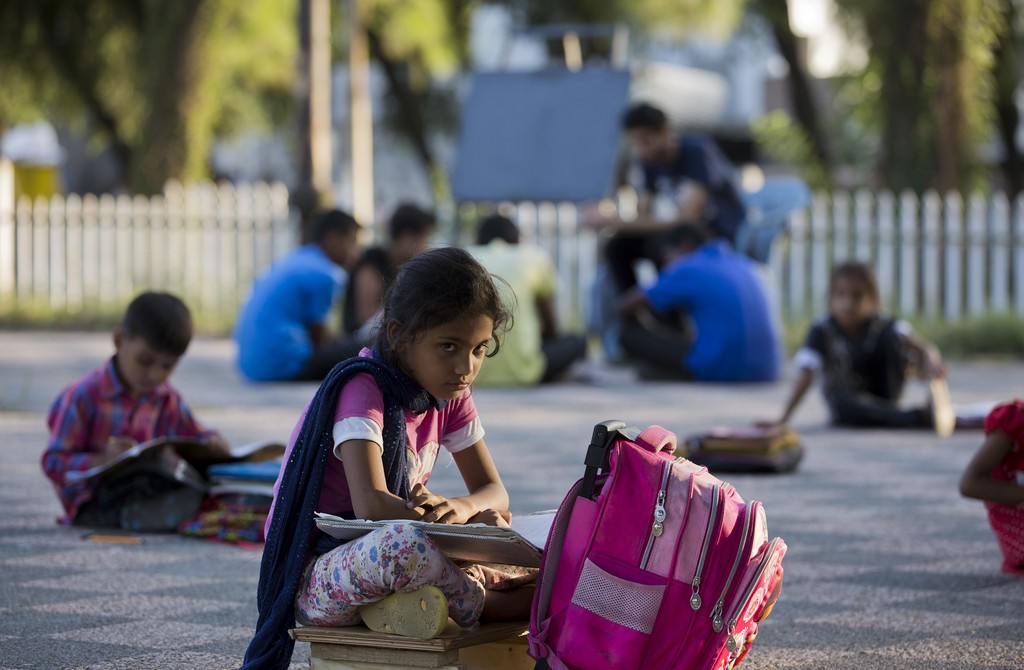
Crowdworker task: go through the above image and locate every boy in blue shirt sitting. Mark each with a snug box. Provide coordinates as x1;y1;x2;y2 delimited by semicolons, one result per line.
617;223;781;382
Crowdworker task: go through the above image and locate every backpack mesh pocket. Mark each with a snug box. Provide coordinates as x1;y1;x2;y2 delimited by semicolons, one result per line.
570;557;665;633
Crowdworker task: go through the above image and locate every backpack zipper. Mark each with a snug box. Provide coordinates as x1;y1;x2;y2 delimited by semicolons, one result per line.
709;501;755;632
724;536;782;653
639;461;672;570
689;483;721;610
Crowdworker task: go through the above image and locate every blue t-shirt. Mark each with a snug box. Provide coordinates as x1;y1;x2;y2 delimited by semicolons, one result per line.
642;135;746;241
644;241;780;382
234;245;346;381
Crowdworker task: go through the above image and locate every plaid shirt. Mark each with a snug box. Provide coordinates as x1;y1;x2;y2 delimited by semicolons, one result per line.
42;357;212;523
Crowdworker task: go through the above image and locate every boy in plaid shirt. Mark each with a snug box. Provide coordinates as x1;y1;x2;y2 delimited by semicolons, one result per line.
42;291;230;530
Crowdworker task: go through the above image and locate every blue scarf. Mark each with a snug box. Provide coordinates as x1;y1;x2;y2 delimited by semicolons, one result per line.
241;352;442;669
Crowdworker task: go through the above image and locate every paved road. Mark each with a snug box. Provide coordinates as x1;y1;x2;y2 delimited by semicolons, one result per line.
1;331;1022;669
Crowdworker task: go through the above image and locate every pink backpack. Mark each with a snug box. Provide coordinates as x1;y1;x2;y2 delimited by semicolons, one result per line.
528;421;786;670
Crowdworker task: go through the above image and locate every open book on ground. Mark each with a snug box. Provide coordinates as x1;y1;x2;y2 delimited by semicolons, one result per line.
66;438;285;485
314;510;555;568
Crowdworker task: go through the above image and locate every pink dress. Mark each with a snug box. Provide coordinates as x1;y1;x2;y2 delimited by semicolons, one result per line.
983;400;1024;575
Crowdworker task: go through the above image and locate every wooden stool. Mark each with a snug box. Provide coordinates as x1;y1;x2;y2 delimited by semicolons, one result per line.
291;621;533;670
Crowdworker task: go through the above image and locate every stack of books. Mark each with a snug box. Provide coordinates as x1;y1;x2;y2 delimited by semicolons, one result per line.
677;425;804;474
207;460;281;499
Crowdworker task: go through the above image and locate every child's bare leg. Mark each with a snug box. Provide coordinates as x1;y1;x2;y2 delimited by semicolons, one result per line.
480;585;535;622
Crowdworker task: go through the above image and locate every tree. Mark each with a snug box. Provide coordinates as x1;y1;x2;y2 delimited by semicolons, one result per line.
834;0;1002;193
0;0;295;195
989;0;1024;194
348;0;475;206
747;0;834;183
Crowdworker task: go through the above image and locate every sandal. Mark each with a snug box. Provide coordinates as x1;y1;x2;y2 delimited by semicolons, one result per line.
359;585;449;639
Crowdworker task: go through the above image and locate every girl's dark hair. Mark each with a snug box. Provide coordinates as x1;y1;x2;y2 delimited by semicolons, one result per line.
829;260;879;302
373;247;514;368
121;291;193;356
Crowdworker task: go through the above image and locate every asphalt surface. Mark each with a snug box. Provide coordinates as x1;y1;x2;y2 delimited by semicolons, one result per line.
1;330;1022;669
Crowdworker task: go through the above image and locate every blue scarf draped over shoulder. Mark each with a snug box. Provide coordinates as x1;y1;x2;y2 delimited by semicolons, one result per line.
241;352;442;670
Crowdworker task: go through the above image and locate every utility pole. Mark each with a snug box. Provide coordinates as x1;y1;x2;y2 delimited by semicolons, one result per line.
297;0;333;222
347;0;374;228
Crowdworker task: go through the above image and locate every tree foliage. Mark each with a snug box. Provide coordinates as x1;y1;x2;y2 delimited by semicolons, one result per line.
3;0;1014;199
0;0;295;194
829;0;1003;192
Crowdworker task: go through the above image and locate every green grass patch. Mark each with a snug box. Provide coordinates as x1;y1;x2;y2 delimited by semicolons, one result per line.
922;313;1024;360
0;298;237;337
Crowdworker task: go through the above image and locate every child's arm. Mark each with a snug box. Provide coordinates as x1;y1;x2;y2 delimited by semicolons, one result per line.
771;367;815;426
340;438;427;521
200;432;233;458
615;287;649;318
898;330;945;379
407;441;510;525
959;430;1024;506
167;394;232;458
43;389;107;483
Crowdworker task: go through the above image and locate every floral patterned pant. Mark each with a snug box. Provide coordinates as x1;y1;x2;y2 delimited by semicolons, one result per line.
295;523;536;627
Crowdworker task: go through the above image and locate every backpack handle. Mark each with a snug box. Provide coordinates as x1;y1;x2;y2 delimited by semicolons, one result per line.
580;422;678;501
580;420;630;500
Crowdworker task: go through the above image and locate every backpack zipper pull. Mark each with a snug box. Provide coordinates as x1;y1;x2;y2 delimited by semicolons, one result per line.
640;464;672;569
710;600;725;632
690;483;722;610
652;490;666;536
725;632;739;653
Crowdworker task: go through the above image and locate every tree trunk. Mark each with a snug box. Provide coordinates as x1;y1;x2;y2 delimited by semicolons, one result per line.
752;0;833;183
35;6;134;180
928;1;968;193
365;26;449;205
864;2;933;192
295;0;334;221
130;0;214;195
991;0;1023;195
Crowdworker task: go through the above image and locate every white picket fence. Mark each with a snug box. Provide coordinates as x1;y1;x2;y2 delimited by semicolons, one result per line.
0;180;295;324
484;189;1024;328
769;189;1024;321
2;181;1023;331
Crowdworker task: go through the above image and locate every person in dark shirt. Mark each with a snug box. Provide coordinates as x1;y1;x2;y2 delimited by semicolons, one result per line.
343;203;436;338
584;102;747;293
768;260;955;436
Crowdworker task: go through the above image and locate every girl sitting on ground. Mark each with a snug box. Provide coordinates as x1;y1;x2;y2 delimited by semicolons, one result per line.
769;260;954;435
242;247;535;670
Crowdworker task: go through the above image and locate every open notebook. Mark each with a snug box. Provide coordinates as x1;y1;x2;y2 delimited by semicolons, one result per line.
314;510;555;568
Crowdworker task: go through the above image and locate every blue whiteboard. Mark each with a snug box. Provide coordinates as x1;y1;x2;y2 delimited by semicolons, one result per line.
451;68;631;202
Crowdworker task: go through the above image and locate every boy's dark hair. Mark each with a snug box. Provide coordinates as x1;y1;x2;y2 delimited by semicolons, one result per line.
310;209;360;245
476;214;519;245
121;291;193;356
622;102;668;132
374;247;514;368
389;203;436;241
830;260;880;302
662;223;707;251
